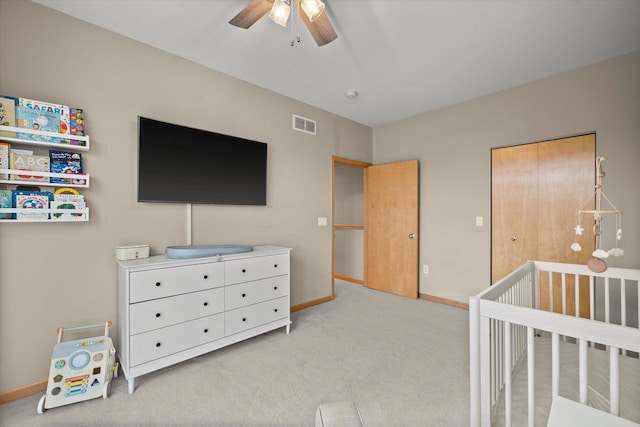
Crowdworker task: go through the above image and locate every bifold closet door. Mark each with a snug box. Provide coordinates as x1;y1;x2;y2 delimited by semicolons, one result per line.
491;143;539;284
492;134;595;316
537;136;595;316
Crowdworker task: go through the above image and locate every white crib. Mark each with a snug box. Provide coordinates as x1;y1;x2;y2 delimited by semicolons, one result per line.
469;261;640;426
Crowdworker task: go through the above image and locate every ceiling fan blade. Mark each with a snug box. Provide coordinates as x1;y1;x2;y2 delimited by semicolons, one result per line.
297;2;338;46
229;0;274;29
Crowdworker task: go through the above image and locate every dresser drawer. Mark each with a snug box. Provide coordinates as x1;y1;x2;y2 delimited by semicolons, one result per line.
129;262;224;303
130;288;224;335
225;254;289;285
225;296;289;336
129;313;224;366
225;276;289;311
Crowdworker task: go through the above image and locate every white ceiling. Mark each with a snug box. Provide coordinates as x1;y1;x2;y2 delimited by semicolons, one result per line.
33;0;640;127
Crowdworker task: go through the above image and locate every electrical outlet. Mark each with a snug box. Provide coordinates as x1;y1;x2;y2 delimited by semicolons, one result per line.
317;217;328;227
475;216;483;227
423;265;429;274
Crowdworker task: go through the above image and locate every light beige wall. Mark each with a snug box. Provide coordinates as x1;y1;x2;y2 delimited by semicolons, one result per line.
0;1;372;392
373;51;640;303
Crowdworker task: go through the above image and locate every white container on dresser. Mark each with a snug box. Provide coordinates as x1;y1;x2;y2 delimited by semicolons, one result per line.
117;245;291;394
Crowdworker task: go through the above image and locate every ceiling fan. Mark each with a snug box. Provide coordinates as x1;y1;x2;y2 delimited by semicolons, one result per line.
229;0;338;47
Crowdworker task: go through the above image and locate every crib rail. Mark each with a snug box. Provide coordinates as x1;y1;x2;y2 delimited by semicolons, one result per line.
469;261;640;427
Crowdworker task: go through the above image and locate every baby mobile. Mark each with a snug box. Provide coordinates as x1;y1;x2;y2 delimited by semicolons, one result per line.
570;156;623;272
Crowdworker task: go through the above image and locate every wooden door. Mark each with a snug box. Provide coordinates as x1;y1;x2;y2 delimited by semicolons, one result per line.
537;136;595;315
491;143;539;284
365;160;419;298
491;134;595;316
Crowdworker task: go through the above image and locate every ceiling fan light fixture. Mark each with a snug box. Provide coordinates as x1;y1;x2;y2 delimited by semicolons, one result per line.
300;0;325;22
269;0;291;27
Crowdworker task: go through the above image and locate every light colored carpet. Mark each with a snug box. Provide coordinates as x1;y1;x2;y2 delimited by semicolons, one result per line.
0;281;470;426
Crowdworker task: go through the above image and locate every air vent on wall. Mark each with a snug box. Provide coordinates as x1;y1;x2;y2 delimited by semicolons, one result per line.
293;114;316;135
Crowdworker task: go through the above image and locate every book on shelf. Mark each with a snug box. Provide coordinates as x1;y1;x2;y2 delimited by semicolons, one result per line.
49;149;85;185
12;190;53;220
0;189;11;219
69;108;84;145
50;200;86;220
18;97;70;142
10;151;50;182
0;96;16;138
0;142;8;179
15;106;61;143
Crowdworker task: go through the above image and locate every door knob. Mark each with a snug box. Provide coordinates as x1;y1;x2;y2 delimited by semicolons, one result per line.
409;233;416;239
511;236;517;241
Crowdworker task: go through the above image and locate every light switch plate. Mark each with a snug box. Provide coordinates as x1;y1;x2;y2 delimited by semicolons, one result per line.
318;217;328;227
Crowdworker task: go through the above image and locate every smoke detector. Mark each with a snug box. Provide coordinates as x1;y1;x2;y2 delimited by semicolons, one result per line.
345;90;358;99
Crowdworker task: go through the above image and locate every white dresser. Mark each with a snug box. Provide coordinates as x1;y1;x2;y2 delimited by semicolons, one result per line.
117;245;291;393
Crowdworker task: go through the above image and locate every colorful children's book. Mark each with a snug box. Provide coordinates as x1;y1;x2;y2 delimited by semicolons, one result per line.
0;189;12;219
10;151;50;182
15;106;61;143
50;200;86;220
49;150;84;185
70;108;85;145
19;97;69;142
0;96;16;138
12;190;53;220
0;142;9;179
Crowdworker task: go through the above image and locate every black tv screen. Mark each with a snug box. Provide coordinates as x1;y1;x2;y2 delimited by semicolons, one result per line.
137;117;267;205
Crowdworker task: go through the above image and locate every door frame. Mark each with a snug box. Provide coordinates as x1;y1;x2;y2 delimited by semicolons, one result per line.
331;156;371;297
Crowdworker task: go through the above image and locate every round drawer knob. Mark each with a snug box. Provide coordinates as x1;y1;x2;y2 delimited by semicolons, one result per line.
155;282;161;287
274;308;278;312
203;302;208;306
156;342;161;347
242;269;246;273
242;317;247;322
204;329;209;333
203;275;208;279
155;313;161;318
242;293;246;298
274;264;278;268
274;286;278;290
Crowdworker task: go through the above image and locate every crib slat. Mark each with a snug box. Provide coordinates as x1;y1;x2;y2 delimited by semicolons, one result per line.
480;316;492;427
552;332;559;398
621;280;627;356
579;339;588;404
589;276;595;348
610;346;620;416
605;277;610;324
549;271;554;313
504;321;512;427
620;279;627;327
469;297;480;427
574;274;580;318
527;327;535;427
590;276;595;321
562;273;567;315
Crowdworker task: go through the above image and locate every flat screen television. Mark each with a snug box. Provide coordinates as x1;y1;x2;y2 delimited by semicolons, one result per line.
137;116;267;205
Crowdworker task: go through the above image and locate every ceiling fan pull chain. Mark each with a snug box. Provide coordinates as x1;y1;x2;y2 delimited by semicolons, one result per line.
290;2;295;46
288;1;301;46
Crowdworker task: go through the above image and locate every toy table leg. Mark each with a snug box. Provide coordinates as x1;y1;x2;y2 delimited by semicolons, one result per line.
128;378;135;394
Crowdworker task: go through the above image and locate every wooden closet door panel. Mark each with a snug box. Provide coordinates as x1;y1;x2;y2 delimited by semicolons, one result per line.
538;134;595;315
491;144;539;284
